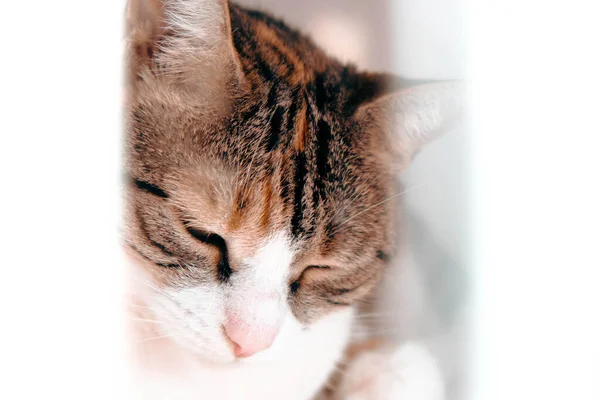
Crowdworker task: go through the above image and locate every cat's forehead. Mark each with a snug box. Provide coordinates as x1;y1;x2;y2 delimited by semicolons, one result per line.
171;162;286;240
163;153;390;266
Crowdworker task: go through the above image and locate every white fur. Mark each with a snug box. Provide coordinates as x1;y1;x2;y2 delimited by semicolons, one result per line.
338;341;445;400
224;231;297;345
132;307;354;400
240;231;296;290
128;224;450;400
163;0;225;51
154;0;234;80
129;230;354;399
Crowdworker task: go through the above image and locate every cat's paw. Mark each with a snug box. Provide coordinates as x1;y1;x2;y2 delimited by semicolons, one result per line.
336;341;445;400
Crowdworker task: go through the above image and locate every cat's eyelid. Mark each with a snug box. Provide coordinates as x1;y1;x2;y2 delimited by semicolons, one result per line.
296;264;333;281
178;211;226;246
306;265;331;270
184;224;222;246
183;222;232;281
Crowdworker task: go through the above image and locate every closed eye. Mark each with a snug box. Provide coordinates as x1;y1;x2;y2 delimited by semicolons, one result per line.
184;225;232;281
186;226;223;247
290;265;331;294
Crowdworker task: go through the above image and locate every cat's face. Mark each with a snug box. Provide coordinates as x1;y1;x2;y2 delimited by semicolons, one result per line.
123;0;462;363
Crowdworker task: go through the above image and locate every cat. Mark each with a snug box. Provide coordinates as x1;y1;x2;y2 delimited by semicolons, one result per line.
122;0;464;399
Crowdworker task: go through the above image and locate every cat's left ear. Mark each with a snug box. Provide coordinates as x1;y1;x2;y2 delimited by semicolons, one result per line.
354;78;465;172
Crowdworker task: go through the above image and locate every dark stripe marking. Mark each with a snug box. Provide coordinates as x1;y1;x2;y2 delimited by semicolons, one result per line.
291;152;307;237
376;250;391;263
280;170;292;201
286;95;300;133
325;299;352;306
133;179;169;198
230;12;276;83
314;120;332;197
314;74;327;111
135;208;175;260
128;244;179;268
265;105;283;152
266;85;278;108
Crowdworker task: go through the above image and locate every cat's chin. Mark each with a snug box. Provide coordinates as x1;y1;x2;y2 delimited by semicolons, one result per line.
188;352;237;366
174;341;279;368
187;342;282;366
162;336;237;365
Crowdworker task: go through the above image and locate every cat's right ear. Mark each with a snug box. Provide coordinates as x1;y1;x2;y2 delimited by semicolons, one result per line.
125;0;245;90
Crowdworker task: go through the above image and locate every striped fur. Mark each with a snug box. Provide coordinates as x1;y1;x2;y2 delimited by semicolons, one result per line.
123;1;463;398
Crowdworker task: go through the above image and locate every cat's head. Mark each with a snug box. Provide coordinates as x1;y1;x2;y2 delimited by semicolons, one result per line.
123;0;463;363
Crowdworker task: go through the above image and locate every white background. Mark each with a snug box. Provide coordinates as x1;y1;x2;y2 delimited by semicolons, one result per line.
1;1;599;399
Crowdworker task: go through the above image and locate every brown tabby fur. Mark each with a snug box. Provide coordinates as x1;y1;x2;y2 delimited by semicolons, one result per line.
123;0;461;397
122;0;414;322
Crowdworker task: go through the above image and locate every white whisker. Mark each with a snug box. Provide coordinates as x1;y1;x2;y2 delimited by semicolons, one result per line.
133;276;177;300
338;183;427;227
132;318;162;324
128;304;153;310
139;334;175;343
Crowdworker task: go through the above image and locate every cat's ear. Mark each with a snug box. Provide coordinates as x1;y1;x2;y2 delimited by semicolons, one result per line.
354;78;465;173
125;0;244;88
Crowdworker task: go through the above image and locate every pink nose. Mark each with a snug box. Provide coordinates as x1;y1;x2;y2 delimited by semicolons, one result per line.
223;313;279;358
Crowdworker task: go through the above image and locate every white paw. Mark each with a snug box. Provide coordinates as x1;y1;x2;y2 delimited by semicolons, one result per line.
337;342;445;400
